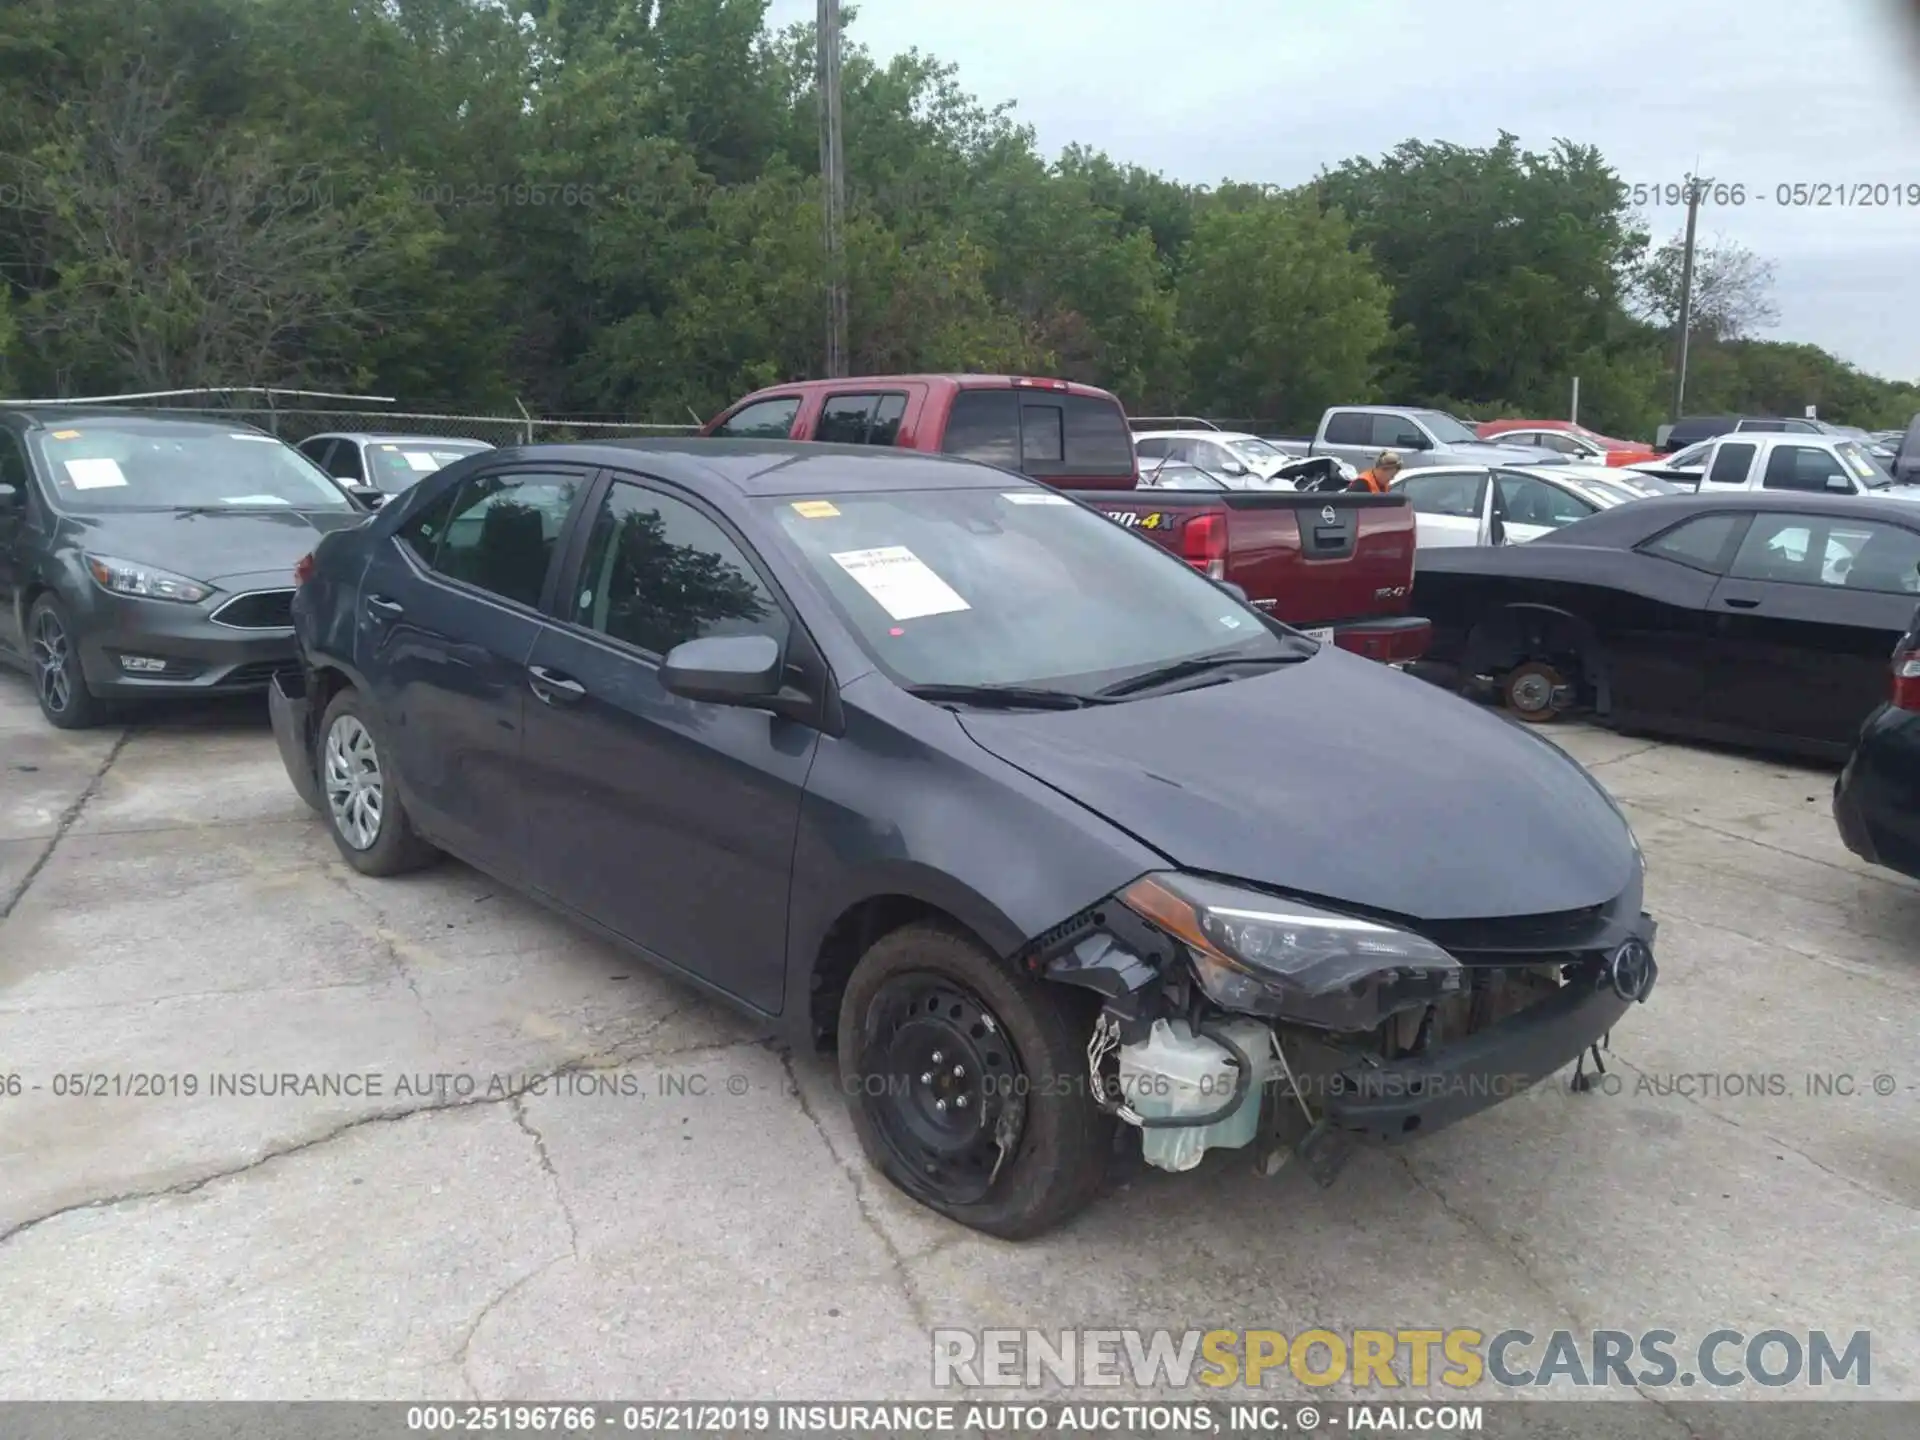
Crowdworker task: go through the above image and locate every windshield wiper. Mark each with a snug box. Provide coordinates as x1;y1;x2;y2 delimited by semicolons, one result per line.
903;682;1108;711
1095;648;1308;698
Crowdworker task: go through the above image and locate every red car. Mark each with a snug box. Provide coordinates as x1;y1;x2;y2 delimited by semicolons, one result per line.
1476;419;1658;467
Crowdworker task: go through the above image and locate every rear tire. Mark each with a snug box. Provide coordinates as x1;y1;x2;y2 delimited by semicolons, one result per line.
839;923;1112;1240
28;595;104;730
317;688;439;876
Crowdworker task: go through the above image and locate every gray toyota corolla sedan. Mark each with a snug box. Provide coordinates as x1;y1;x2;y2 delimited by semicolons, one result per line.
0;408;370;728
269;440;1657;1238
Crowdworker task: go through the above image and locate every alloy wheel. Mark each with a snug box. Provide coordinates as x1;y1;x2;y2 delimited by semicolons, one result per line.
861;975;1027;1206
30;609;72;716
323;714;384;850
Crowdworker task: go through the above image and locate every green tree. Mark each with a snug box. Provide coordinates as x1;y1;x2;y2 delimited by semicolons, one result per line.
1176;197;1391;428
1316;133;1651;420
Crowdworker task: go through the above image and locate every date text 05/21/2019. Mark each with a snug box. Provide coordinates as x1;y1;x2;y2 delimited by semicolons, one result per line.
1629;180;1920;207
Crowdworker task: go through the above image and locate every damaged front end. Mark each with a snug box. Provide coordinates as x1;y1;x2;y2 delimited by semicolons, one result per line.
1021;873;1658;1184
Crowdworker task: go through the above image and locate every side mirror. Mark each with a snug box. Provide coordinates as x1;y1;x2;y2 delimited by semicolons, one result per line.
0;482;19;508
1216;580;1250;604
1825;475;1854;493
660;634;784;705
1397;434;1431;451
348;485;386;508
1219;460;1248;477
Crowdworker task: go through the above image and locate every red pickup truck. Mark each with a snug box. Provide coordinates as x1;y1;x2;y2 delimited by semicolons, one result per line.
705;374;1428;661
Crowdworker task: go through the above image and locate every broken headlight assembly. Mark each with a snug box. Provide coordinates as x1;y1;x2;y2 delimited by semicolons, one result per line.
1119;872;1464;1032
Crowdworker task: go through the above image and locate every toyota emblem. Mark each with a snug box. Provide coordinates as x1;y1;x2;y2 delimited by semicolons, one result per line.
1320;505;1339;525
1605;939;1657;1002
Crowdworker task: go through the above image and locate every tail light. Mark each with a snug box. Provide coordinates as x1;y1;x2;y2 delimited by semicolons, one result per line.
293;552;315;587
1181;513;1226;580
1892;643;1920;711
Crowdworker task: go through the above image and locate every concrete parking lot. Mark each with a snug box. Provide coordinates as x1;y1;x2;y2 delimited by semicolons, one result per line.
1;668;1916;1416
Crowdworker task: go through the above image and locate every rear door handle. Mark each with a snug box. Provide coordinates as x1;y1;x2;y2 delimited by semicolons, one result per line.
364;594;404;618
528;665;586;704
1721;597;1761;610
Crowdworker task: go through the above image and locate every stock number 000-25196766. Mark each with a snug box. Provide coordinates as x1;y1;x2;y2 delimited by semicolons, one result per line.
407;1407;778;1432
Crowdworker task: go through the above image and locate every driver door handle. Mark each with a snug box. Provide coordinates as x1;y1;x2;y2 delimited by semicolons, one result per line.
1720;597;1761;610
364;594;404;618
528;665;586;704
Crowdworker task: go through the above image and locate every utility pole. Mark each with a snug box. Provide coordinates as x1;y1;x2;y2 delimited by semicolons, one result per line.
817;0;848;377
1671;174;1702;419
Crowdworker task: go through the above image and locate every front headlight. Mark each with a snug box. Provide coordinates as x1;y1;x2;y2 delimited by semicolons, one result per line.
1121;872;1463;1032
85;554;214;604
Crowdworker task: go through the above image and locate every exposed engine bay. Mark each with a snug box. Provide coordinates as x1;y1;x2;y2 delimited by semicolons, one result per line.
1019;873;1654;1182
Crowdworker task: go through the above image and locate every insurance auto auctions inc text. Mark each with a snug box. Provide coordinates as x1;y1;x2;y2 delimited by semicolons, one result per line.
932;1328;1871;1390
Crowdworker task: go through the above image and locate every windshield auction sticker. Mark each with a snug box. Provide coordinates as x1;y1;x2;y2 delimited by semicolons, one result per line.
831;545;970;620
792;500;841;518
64;457;128;489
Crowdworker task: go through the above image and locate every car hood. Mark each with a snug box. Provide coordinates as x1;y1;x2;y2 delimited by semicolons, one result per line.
956;650;1636;923
1868;485;1920;503
67;507;368;586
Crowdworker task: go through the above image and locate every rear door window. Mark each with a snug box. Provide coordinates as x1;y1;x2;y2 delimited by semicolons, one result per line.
711;397;800;439
816;395;879;445
401;470;588;609
869;394;907;446
1495;473;1593;527
1322;411;1370;446
1707;443;1757;486
1397;471;1484;517
1639;513;1743;572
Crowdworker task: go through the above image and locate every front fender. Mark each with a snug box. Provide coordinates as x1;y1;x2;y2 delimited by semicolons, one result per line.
781;685;1166;1041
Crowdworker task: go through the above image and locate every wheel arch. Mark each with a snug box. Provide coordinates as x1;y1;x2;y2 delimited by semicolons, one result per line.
793;873;1025;1053
1463;601;1612;712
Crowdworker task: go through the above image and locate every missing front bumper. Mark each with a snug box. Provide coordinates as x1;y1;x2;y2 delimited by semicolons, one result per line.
1319;974;1636;1143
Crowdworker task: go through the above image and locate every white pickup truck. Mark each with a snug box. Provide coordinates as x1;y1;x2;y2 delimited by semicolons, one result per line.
1637;431;1916;499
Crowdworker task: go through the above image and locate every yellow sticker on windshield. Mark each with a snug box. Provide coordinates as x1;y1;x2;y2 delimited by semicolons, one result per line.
792;500;840;518
49;430;81;440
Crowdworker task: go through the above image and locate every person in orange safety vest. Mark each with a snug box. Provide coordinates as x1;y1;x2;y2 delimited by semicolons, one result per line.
1352;450;1403;493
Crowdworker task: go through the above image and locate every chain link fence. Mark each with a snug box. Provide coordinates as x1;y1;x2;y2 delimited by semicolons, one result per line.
52;403;701;449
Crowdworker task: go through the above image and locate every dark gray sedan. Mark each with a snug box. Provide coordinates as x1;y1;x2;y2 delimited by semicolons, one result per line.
269;439;1654;1237
0;408;369;728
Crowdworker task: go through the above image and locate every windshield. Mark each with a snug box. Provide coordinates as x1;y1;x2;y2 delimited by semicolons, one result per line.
760;487;1301;692
1836;440;1893;488
1413;411;1481;445
367;441;491;493
32;422;355;512
1226;437;1284;463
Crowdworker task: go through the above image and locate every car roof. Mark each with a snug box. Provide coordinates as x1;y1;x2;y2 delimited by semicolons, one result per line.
0;406;272;435
453;438;1033;497
306;431;494;445
725;374;1123;406
1537;488;1920;547
1132;429;1264;442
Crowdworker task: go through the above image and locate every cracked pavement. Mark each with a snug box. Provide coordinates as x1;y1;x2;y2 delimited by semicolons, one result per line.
1;673;1916;1413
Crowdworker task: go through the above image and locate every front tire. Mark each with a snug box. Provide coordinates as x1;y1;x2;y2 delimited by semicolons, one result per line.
28;595;104;730
317;688;439;876
839;923;1111;1240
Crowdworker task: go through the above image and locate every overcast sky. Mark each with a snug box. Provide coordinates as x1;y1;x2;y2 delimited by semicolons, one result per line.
770;0;1920;382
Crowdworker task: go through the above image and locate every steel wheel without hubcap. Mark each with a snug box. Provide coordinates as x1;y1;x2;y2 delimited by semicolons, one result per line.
30;609;73;717
324;714;384;850
862;975;1027;1206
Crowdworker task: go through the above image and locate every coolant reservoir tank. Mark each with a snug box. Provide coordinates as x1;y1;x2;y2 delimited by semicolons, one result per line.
1118;1018;1272;1172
